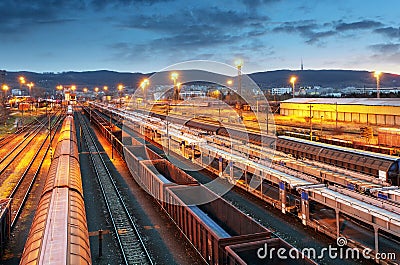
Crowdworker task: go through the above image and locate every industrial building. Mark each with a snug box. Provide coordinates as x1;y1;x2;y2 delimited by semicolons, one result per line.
280;98;400;126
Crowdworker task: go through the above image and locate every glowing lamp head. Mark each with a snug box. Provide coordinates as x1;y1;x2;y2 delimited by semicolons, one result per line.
71;85;76;91
94;87;99;92
19;76;26;84
103;86;108;91
227;79;233;86
170;72;179;81
118;84;123;91
290;76;297;84
140;79;149;89
234;59;243;68
2;84;9;91
374;71;382;78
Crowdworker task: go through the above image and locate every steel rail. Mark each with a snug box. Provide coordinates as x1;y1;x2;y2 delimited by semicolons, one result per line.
78;113;153;265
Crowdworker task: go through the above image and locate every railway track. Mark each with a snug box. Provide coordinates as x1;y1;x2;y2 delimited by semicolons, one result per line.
0;118;40;149
77;113;153;265
0;117;47;161
9;114;63;228
0;116;54;180
93;106;387;193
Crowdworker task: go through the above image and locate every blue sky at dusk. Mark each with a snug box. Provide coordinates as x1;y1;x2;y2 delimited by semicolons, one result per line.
1;0;400;74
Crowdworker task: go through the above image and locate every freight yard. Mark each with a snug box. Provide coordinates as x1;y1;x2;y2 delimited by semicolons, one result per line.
0;95;399;265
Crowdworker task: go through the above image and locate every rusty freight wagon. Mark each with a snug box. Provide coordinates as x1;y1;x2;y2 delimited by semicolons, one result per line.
164;185;271;264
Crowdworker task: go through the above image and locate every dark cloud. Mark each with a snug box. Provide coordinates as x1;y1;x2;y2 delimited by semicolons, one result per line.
273;19;392;46
335;20;383;31
239;0;281;9
115;6;270;55
89;0;172;10
369;43;400;53
121;7;269;32
0;0;84;33
370;51;400;66
273;20;335;45
374;26;400;39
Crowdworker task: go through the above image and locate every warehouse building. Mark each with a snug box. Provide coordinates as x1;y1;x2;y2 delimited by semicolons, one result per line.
280;98;400;126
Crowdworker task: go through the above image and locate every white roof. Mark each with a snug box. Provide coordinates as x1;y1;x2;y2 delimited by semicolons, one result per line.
282;98;400;107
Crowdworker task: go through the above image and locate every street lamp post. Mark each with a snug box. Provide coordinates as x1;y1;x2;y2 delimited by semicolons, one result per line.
140;79;149;108
2;84;8;125
374;71;382;99
56;85;64;109
234;59;243;120
2;84;8;103
26;82;34;113
27;82;34;96
117;84;123;108
170;72;179;101
19;76;26;91
290;76;297;98
71;85;76;105
165;103;170;156
320;115;324;134
94;87;99;101
309;104;313;141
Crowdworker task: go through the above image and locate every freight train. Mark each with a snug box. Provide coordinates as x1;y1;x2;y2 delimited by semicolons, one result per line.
123;144;315;265
20;115;92;265
89;103;400;186
124;109;400;186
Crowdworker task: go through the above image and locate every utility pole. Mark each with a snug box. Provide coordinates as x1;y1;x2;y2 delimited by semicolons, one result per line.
266;105;269;134
309;104;313;141
166;103;170;156
235;59;243;120
320;116;323;134
335;102;338;130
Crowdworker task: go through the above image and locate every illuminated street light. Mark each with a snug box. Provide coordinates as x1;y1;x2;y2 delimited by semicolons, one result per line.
103;86;108;91
19;76;26;85
226;79;233;86
170;72;179;100
27;82;34;96
290;76;297;98
19;76;26;94
140;79;150;106
170;72;179;82
83;87;88;93
26;82;34;112
94;87;99;92
71;85;76;91
2;84;9;101
117;84;123;107
234;59;243;119
374;71;382;99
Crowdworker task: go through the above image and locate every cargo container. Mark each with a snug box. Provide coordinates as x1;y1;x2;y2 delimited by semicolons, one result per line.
164;185;271;264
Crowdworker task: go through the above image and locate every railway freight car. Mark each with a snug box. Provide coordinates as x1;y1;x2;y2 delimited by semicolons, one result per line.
20;116;91;265
276;136;400;186
164;185;271;264
124;144;314;265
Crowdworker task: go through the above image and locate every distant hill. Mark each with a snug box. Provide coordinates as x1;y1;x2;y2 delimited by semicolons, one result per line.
3;70;148;91
249;70;400;89
2;69;400;92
